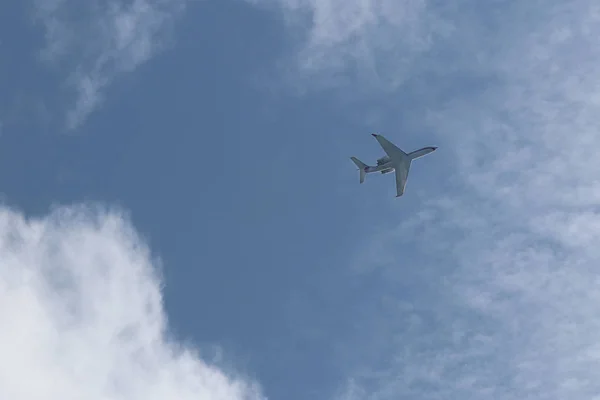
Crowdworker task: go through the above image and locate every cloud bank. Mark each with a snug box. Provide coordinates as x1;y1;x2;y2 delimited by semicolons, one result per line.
250;0;600;399
0;204;264;400
33;0;186;129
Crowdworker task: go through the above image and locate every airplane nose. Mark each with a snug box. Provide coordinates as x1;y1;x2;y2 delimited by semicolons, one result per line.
371;133;378;137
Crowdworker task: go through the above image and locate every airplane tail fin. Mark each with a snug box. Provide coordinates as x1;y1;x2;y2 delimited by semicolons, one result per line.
350;157;368;184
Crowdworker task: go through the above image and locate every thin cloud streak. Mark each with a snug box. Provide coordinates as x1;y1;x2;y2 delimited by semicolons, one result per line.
33;0;186;129
0;204;264;400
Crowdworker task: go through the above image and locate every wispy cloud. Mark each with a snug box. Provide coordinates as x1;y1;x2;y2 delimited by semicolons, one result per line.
250;0;600;399
248;0;447;92
33;0;186;129
0;204;264;400
346;2;600;399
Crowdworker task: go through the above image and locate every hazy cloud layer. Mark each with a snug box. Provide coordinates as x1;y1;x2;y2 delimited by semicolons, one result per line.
33;0;186;129
250;0;600;399
0;205;264;400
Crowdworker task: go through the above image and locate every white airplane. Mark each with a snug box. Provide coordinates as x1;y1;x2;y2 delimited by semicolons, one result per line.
351;134;437;197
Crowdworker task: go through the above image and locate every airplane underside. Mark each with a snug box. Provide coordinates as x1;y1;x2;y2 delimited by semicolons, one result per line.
350;133;437;197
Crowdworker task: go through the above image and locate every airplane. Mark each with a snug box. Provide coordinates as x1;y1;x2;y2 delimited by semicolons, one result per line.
350;133;437;197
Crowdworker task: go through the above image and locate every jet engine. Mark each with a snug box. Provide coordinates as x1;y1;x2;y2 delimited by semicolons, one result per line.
376;156;390;165
380;168;393;174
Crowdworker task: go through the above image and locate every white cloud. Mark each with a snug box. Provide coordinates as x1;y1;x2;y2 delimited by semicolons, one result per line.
33;0;186;129
249;0;600;399
0;204;264;400
248;0;448;92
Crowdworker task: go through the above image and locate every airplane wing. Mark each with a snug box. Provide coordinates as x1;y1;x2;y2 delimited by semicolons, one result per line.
394;162;410;197
371;134;407;160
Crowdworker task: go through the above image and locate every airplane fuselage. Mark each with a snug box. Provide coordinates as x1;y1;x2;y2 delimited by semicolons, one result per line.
365;161;395;174
364;155;412;175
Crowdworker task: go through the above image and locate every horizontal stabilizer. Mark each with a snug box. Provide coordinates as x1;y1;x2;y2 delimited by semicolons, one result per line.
350;157;368;184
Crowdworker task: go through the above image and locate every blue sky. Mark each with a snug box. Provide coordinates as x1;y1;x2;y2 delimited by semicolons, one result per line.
2;1;600;399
